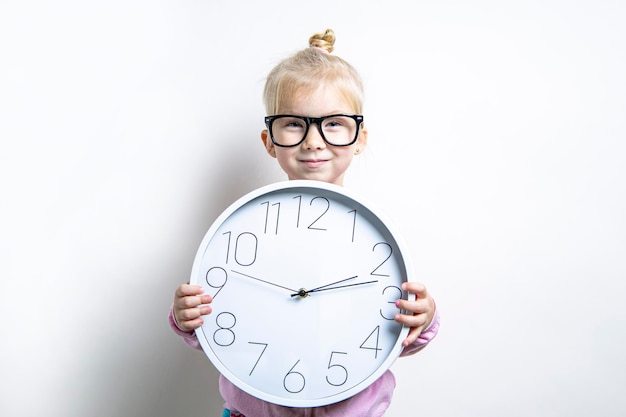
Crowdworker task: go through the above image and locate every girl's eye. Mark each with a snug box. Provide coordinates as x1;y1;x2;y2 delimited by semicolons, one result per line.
280;118;306;130
323;117;348;130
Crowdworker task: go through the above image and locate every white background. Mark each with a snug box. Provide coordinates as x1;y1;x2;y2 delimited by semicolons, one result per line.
1;1;625;416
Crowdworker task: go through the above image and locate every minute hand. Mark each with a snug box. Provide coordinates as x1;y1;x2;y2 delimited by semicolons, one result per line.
290;275;357;298
290;279;378;297
231;270;297;293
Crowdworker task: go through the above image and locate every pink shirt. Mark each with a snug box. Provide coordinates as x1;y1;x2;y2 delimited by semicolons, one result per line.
169;306;439;416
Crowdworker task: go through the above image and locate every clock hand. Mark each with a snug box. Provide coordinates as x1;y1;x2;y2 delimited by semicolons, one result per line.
290;275;357;298
230;270;297;293
290;278;378;297
306;280;379;295
309;275;359;292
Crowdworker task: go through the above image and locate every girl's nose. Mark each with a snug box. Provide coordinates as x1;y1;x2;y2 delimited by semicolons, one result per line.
302;123;327;150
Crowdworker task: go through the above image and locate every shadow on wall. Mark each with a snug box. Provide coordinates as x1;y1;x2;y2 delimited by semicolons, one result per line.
74;329;221;417
65;128;279;417
191;125;284;226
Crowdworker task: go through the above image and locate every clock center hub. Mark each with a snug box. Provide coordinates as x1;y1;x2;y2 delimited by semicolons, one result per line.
296;288;309;298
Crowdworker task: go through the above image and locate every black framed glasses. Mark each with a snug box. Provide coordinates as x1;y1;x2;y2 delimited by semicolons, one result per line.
264;114;364;147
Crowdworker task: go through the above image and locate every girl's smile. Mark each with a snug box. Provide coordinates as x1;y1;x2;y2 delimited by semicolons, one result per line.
300;157;329;168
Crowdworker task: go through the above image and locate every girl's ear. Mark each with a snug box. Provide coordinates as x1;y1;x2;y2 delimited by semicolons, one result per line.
261;130;276;158
354;125;368;155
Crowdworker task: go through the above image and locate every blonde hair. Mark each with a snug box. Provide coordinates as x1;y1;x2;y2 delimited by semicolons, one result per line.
263;29;364;115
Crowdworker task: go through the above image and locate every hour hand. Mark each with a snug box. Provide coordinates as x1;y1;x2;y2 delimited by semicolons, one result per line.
290;276;378;298
230;270;297;293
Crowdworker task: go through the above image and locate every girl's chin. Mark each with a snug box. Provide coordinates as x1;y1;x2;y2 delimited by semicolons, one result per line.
289;173;344;186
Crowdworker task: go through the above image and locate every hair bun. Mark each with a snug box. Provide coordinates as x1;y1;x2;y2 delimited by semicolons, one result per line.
309;29;336;53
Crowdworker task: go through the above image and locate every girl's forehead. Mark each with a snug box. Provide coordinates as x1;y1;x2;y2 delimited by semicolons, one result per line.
278;84;358;115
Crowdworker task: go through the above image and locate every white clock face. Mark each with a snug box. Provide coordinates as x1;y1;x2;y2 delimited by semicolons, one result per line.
190;180;413;407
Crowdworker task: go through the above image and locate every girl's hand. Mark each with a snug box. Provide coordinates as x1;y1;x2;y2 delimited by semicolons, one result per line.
173;284;213;332
394;282;436;347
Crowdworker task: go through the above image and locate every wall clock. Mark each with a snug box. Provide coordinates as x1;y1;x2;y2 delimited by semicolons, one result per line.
190;180;414;407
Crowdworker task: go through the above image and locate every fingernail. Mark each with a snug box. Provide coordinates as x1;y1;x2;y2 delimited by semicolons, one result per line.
395;300;400;307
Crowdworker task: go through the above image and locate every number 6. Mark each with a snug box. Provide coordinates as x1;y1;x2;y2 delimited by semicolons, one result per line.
283;360;306;393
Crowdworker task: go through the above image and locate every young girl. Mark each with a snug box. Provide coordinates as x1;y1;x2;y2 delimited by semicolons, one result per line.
169;29;440;417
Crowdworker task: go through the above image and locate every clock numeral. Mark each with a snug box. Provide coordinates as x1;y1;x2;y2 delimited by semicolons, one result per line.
360;326;382;359
283;360;306;394
326;351;348;387
348;209;357;242
223;231;258;266
213;312;236;347
307;196;330;231
248;342;268;376
261;201;280;235
294;195;303;228
205;267;228;298
370;242;392;277
262;194;335;233
222;231;232;264
234;232;258;266
380;286;402;320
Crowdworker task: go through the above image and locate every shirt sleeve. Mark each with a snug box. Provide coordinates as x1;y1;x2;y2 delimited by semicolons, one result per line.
168;304;202;350
400;308;440;357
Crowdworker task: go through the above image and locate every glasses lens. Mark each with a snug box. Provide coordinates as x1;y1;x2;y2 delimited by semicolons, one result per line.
270;115;359;146
320;115;358;146
271;116;308;146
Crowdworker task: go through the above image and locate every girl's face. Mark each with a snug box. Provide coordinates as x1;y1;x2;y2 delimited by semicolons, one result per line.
261;84;367;186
